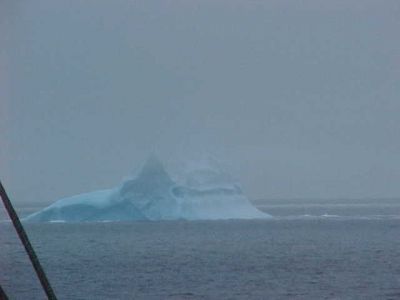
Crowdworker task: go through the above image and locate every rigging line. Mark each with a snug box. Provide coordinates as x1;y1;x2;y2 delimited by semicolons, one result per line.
0;283;9;300
0;181;58;300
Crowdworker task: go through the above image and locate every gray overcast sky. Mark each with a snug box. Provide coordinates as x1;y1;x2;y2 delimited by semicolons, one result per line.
1;0;400;204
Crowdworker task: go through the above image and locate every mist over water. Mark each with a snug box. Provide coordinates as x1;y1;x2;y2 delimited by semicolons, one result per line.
1;0;400;204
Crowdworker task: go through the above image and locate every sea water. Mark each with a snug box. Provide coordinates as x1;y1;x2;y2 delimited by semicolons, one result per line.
1;199;400;299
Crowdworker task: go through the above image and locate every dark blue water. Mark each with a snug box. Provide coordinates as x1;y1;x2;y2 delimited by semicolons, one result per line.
1;199;400;299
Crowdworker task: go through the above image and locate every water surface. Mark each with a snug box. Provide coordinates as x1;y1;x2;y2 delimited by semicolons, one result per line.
1;199;400;299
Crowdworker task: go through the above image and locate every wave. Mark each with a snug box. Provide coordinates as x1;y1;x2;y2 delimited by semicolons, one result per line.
272;214;400;221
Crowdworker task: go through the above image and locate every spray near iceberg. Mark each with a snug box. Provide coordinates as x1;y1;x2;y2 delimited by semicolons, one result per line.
25;156;269;222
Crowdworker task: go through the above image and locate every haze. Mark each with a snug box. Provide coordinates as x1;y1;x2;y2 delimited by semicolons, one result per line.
1;0;399;204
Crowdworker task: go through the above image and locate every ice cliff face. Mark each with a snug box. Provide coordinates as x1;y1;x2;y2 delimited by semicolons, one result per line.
25;156;269;222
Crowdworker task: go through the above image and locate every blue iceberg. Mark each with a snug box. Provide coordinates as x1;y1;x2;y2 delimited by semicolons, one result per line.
25;156;269;222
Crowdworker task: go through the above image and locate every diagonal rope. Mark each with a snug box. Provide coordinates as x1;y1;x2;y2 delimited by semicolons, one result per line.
0;283;9;300
0;180;57;300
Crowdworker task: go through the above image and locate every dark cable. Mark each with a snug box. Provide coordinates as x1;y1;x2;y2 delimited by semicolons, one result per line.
0;283;9;300
0;180;58;300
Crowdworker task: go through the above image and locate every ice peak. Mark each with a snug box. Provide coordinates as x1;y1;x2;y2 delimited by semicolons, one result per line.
135;154;174;186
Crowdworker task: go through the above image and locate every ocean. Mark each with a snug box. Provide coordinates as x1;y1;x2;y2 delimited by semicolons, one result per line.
1;199;400;299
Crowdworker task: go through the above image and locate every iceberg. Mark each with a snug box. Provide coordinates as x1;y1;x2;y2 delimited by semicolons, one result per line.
25;156;269;222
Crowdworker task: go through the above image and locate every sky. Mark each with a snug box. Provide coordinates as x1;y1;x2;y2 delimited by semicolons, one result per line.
1;0;400;204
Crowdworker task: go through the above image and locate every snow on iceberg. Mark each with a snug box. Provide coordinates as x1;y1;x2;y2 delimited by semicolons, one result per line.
25;156;270;222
